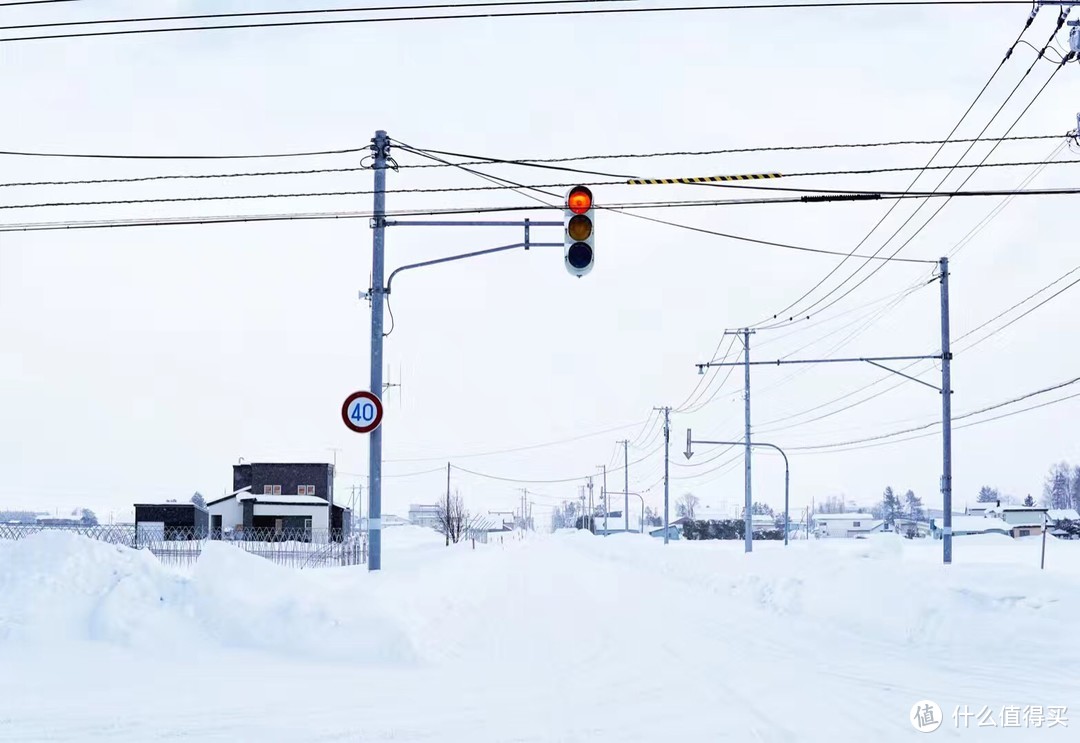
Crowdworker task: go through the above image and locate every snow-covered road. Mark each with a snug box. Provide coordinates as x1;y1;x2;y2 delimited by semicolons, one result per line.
1;528;1077;741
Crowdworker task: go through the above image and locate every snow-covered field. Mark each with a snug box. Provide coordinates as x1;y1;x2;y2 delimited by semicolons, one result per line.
1;527;1078;741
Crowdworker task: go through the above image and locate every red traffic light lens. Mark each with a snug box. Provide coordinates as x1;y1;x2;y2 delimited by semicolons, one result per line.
567;186;593;215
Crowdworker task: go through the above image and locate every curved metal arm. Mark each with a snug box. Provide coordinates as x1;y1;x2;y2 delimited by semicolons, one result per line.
385;242;526;295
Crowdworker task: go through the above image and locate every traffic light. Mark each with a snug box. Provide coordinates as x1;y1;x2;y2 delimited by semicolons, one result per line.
563;185;595;277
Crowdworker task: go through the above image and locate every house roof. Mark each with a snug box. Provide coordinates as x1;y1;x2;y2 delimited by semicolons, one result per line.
1048;509;1080;521
207;487;252;507
986;505;1048;514
134;501;208;512
813;513;875;521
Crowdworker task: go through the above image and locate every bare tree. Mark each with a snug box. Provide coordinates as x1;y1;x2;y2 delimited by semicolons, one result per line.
436;490;473;545
676;493;699;519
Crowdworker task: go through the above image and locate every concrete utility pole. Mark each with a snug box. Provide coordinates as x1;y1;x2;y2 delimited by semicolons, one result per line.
597;465;608;535
654;406;672;545
445;462;451;547
741;328;754;554
940;256;954;565
622;438;630;531
367;129;389;571
587;477;594;533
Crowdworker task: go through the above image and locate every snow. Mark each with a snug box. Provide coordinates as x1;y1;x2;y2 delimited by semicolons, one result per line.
1048;509;1080;522
944;516;1011;534
246;494;329;506
1;528;1079;741
812;512;876;521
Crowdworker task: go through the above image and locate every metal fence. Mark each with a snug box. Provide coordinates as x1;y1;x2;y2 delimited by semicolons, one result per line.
0;524;366;569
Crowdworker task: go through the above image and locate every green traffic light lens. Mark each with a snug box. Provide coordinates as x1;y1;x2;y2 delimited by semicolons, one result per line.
568;242;593;269
568;215;592;241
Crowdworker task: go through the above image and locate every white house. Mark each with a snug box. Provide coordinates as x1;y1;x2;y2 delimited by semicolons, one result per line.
408;503;441;530
930;515;1011;539
984;504;1049;538
594;512;642;535
813;513;884;538
749;514;779;533
206;486;351;537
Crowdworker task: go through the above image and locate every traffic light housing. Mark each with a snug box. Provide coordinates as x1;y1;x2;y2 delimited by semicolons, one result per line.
563;185;595;277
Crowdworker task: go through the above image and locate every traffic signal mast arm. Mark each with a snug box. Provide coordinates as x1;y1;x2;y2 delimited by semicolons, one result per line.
373;219;561;297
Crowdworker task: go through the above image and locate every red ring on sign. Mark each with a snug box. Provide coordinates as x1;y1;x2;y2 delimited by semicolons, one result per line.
341;391;384;434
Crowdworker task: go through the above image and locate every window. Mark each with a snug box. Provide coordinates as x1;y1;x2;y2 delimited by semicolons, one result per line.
304;518;312;531
853;521;861;527
298;485;315;495
264;485;281;495
1019;529;1030;537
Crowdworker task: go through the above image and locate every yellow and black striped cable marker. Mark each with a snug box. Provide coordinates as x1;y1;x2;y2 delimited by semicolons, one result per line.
626;173;783;185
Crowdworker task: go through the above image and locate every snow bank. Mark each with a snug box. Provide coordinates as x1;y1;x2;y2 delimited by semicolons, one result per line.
0;532;414;664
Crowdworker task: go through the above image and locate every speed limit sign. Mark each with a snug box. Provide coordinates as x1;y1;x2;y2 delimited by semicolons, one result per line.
341;391;384;434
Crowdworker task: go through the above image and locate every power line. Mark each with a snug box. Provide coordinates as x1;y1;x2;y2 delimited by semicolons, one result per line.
0;146;366;160
382;418;647;462
0;1;642;32
397;133;1068;170
748;9;1048;329
5;179;1080;232
0;1;83;6
753;256;1080;435
790;388;1080;454
10;155;1078;191
757;49;1071;329
788;374;1080;451
0;2;1035;43
450;442;662;484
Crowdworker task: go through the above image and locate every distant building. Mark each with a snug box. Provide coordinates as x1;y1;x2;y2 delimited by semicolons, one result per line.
34;515;83;527
985;504;1049;538
207;487;351;539
892;517;932;538
648;524;681;540
749;514;779;533
593;511;640;535
232;462;335;503
134;502;209;541
207;462;350;539
813;513;884;539
930;516;1010;539
408;504;441;530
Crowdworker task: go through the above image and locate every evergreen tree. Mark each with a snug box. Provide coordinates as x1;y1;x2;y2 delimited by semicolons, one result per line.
1043;463;1071;509
1023;495;1036;507
190;492;206;508
880;487;901;527
1071;466;1080;512
750;502;774;516
904;490;924;521
977;486;1000;504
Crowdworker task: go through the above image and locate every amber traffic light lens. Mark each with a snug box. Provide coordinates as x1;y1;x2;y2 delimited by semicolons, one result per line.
567;186;593;215
568;214;592;241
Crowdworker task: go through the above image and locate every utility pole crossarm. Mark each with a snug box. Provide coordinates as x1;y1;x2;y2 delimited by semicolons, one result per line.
696;354;941;371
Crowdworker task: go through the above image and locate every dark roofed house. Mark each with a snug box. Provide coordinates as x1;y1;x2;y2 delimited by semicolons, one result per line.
134;502;209;541
208;462;350;541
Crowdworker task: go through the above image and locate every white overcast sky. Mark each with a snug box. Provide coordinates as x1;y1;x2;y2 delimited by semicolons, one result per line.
1;1;1079;523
